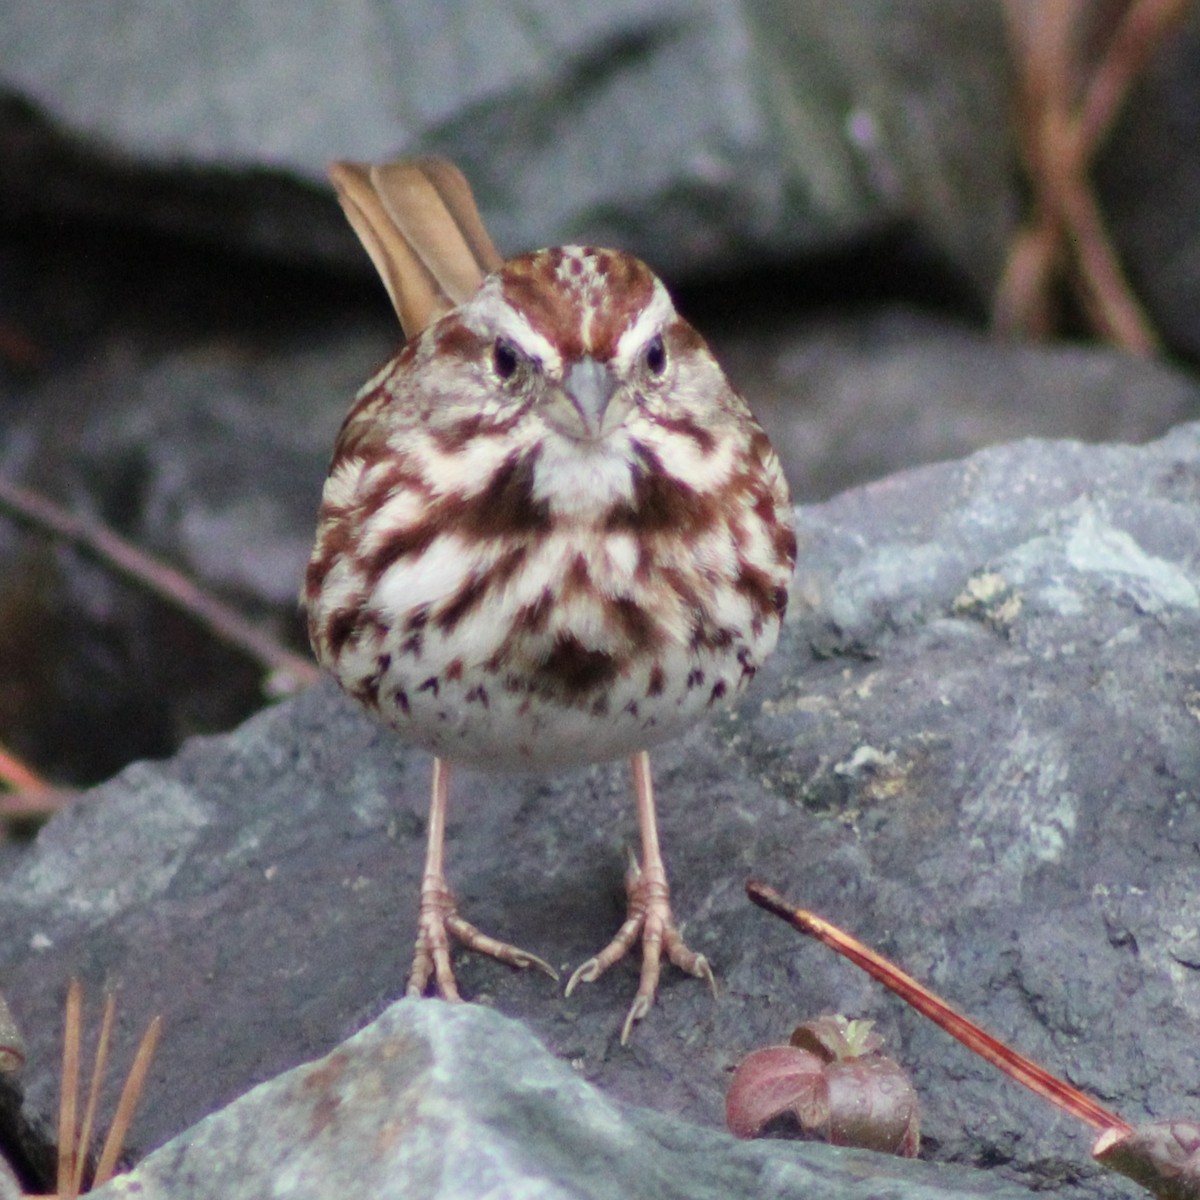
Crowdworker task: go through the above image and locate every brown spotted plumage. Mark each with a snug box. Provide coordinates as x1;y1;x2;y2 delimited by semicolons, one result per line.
308;158;796;1042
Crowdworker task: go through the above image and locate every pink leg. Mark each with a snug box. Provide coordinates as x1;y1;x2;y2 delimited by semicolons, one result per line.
406;756;557;998
565;750;716;1042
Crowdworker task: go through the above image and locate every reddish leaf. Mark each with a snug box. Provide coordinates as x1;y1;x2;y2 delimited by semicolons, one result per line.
726;1046;827;1139
825;1056;920;1157
727;1022;920;1155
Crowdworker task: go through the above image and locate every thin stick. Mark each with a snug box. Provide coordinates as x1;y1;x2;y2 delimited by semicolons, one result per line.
0;475;319;692
0;788;72;821
994;0;1172;352
1081;0;1194;149
57;980;83;1200
72;993;116;1195
0;741;51;794
91;1015;162;1189
746;881;1132;1135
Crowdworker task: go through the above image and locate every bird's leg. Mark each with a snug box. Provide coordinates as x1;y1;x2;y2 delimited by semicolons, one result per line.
565;750;716;1042
406;756;557;999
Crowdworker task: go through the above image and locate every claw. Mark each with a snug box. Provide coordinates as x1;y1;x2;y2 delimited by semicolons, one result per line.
406;875;558;998
566;828;715;1044
407;758;558;1000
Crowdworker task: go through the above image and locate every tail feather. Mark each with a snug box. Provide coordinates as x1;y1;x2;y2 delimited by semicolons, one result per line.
328;158;504;340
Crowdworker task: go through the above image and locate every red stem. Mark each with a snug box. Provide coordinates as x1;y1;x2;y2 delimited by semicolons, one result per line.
746;880;1132;1135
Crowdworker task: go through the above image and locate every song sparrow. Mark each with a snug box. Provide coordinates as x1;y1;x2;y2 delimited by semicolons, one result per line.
307;159;796;1042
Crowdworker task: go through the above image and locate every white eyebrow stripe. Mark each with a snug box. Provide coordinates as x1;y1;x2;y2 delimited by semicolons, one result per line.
615;280;674;364
463;279;562;371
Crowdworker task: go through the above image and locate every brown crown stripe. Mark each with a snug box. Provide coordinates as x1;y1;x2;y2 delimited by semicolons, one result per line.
582;260;657;359
499;248;657;362
501;256;584;362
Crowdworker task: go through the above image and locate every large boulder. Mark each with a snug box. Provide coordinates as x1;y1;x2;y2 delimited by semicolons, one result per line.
91;998;1041;1200
0;2;1015;288
4;425;1200;1199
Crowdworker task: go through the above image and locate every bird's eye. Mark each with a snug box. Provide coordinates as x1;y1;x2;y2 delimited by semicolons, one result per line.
493;338;519;379
644;333;667;376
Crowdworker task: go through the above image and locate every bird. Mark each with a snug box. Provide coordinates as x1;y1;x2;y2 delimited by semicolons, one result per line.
306;157;796;1041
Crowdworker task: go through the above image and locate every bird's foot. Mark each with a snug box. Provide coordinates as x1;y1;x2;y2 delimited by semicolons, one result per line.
406;874;558;1000
565;854;716;1043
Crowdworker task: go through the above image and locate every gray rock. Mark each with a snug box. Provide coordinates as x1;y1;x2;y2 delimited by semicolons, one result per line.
0;1153;20;1200
714;307;1200;501
10;297;1197;786
94;999;1038;1200
0;1141;20;1198
0;1;1016;290
0;326;390;781
4;426;1200;1198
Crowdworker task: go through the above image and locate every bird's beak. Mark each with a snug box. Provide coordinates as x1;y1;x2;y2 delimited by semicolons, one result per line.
562;357;619;440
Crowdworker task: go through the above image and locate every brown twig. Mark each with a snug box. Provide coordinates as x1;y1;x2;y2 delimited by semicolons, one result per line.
30;983;163;1198
746;880;1133;1136
0;789;73;823
0;475;318;694
1081;0;1194;147
0;742;51;794
71;994;115;1197
994;0;1189;353
0;744;71;835
90;1014;161;1190
56;981;83;1200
